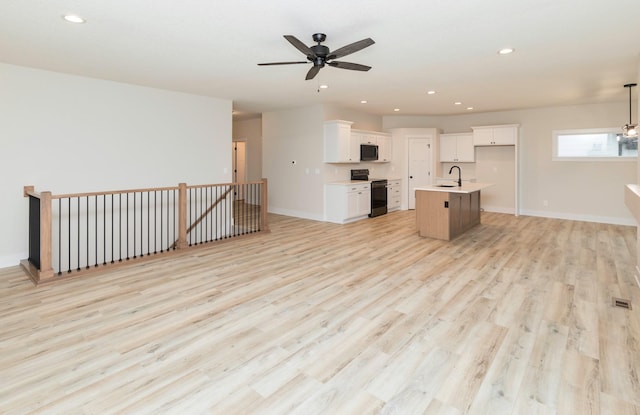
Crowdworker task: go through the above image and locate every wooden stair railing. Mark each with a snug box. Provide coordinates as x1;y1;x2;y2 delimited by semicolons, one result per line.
169;185;234;250
21;179;269;285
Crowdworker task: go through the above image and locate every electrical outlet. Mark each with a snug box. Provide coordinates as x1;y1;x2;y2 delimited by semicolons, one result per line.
543;200;548;207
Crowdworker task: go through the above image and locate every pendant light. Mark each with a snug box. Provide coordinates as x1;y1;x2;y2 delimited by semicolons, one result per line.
622;83;638;138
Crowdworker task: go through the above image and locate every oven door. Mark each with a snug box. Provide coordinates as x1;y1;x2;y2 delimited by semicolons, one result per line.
369;180;388;217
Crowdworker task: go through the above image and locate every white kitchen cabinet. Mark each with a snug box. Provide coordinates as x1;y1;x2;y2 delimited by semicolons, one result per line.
387;179;401;211
325;182;371;223
472;125;518;146
439;133;474;162
375;134;392;163
324;120;360;163
359;134;377;145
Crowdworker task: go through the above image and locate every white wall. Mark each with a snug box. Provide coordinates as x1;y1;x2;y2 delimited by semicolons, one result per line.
233;117;263;181
0;63;232;268
262;105;326;220
384;102;637;225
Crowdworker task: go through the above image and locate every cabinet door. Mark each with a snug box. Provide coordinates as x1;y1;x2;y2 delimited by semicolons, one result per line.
348;134;361;162
472;128;494;146
456;134;475;162
324;121;354;162
360;134;377;145
460;193;472;229
492;126;516;145
347;190;360;218
376;135;392;162
357;190;371;216
448;193;462;238
440;134;458;162
470;191;480;225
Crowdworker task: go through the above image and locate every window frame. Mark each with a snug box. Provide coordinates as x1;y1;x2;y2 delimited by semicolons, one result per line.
552;127;638;162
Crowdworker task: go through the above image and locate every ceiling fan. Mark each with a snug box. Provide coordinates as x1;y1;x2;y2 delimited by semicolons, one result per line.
258;33;375;80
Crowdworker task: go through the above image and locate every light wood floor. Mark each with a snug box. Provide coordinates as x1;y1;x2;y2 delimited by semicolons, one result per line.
1;211;639;414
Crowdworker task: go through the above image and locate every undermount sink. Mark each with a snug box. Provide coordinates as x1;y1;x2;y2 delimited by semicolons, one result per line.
436;184;456;188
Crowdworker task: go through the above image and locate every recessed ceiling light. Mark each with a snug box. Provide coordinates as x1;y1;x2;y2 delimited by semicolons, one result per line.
454;102;462;105
319;84;328;89
427;90;436;95
466;107;474;110
360;100;368;104
394;108;400;112
63;14;85;23
498;48;515;55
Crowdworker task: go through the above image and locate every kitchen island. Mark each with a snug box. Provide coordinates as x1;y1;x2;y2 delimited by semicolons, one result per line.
415;183;493;240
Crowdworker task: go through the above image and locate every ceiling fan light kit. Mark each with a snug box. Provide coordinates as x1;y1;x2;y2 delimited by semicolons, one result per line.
622;83;638;138
258;33;375;80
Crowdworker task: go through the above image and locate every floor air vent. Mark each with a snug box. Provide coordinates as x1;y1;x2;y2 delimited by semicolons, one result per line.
612;297;632;310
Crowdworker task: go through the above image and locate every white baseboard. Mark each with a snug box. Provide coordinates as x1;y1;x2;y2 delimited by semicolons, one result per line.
268;207;324;222
0;253;27;270
481;205;516;215
519;209;636;226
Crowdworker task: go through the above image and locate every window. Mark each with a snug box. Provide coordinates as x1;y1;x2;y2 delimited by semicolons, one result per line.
552;128;638;161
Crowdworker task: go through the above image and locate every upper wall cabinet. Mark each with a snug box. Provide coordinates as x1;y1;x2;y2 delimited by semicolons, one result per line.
353;129;392;163
324;120;359;163
325;121;392;163
375;134;392;163
472;124;519;146
440;133;474;162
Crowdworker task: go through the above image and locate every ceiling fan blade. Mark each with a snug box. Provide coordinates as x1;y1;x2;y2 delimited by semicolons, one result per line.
284;35;315;57
328;61;371;71
328;38;375;60
305;65;322;80
258;61;309;66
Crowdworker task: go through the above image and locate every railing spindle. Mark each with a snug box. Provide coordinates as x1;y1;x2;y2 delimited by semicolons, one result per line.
58;199;62;275
147;192;150;256
111;195;114;264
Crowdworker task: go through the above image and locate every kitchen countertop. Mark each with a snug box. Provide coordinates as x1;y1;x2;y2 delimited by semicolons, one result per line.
415;182;494;194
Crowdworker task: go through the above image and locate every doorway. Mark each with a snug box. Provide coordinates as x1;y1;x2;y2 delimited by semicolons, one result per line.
407;137;433;209
232;141;247;200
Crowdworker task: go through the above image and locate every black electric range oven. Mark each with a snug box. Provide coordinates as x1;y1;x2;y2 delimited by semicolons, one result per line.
350;169;387;218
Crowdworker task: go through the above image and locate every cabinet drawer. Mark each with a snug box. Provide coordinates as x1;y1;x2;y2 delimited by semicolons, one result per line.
348;183;370;192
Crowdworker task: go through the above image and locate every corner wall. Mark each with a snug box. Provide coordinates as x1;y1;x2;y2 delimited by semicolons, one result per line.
0;63;232;268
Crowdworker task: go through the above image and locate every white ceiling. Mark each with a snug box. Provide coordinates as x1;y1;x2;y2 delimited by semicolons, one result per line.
2;0;640;119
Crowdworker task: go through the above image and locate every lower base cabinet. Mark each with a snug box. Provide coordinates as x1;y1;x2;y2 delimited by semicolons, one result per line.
325;183;371;224
387;179;401;211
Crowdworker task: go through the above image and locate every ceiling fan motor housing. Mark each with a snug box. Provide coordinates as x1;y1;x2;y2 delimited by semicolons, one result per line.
312;33;327;43
310;44;330;65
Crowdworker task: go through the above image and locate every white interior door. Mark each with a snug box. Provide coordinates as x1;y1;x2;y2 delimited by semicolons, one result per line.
233;141;246;200
408;137;432;209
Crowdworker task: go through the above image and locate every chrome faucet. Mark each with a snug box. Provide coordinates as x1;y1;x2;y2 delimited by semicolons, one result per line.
449;165;462;187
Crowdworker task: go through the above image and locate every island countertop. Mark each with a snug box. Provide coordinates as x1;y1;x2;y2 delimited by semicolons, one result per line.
415;182;494;194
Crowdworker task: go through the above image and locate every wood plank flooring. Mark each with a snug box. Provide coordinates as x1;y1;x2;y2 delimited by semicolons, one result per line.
1;211;639;414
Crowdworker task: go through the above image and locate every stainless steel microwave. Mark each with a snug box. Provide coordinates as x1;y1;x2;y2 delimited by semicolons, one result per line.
360;144;378;161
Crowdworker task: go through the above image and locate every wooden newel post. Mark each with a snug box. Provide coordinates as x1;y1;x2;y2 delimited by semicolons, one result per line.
38;191;55;281
177;183;188;249
261;178;269;232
